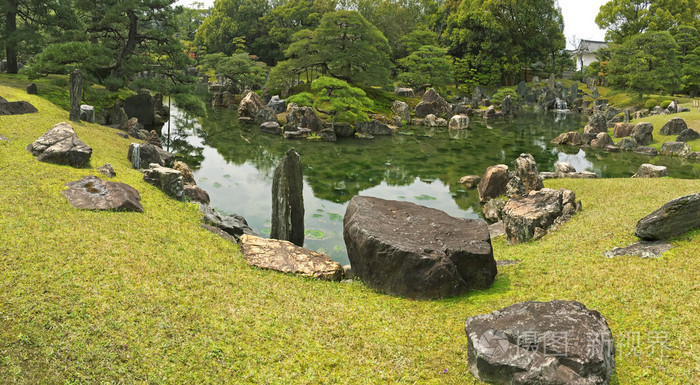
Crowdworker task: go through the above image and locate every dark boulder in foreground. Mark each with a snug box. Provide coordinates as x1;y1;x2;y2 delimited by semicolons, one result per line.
343;196;496;299
62;175;142;212
240;235;344;281
0;100;38;115
635;193;700;240
465;300;615;385
26;122;92;167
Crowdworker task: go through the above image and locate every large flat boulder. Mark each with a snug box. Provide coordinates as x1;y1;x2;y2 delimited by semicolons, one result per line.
355;119;393;136
635;193;700;240
465;300;615;385
26;122;92;167
240;235;344;281
632;163;668;178
343;196;496;299
62;176;143;212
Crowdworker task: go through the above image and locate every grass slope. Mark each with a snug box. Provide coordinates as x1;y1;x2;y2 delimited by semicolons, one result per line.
1;85;699;384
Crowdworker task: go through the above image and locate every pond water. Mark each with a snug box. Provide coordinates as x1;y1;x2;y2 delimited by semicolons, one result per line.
163;104;699;265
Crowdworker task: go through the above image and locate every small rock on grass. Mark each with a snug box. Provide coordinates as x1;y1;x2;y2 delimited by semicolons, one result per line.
604;241;672;258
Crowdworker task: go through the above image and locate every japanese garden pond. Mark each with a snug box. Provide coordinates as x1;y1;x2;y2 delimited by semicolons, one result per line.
163;103;700;265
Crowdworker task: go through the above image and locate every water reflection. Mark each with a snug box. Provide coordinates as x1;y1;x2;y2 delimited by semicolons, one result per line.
163;103;699;264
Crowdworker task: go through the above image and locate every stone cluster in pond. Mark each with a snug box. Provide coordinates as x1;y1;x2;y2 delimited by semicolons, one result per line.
62;175;143;212
552;116;700;161
465;300;615;385
343;195;496;299
26;122;92;167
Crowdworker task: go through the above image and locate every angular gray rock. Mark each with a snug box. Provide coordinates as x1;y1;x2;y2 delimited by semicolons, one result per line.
127;142;174;169
632;163;668;178
617;137;637;151
395;87;414;97
449;114;470;129
343;196;496;299
459;175;481;189
590;132;613;148
26;122;92;167
659;141;691;157
172;161;196;185
613;123;634;138
501;94;514;116
631;122;654;146
238;91;264;120
583;112;608;134
634;146;658;156
199;204;255;241
478;164;509;203
256;105;278;124
97;163;116;178
80;105;95;123
260;121;282;135
391;100;411;123
676;128;700;143
143;163;184;201
271;149;305;246
26;83;38;94
659;117;687;135
635;193;700;240
551;131;583;146
465;300;615;385
62;175;142;212
333;122;355;137
319;128;337;142
502;188;579;244
285;106;323;132
355;120;393;136
240;235;344;281
415;88;452;118
604;241;672;258
0;134;9;142
483;198;507;223
184;185;210;204
514;153;543;193
267;95;286;113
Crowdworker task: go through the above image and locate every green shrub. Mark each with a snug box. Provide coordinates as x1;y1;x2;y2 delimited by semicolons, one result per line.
287;92;314;107
491;88;519;104
660;100;672;109
50;78;69;88
644;98;660;109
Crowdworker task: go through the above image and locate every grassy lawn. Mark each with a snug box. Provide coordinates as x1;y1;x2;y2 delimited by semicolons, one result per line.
1;85;699;383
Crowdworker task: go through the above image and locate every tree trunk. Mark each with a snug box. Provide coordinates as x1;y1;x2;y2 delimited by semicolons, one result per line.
110;10;138;79
5;0;18;74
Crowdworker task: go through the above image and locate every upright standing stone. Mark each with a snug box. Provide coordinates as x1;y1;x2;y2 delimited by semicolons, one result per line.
271;149;305;246
69;69;83;122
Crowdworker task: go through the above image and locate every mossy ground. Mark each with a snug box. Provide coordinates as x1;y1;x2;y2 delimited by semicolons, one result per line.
1;84;699;383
